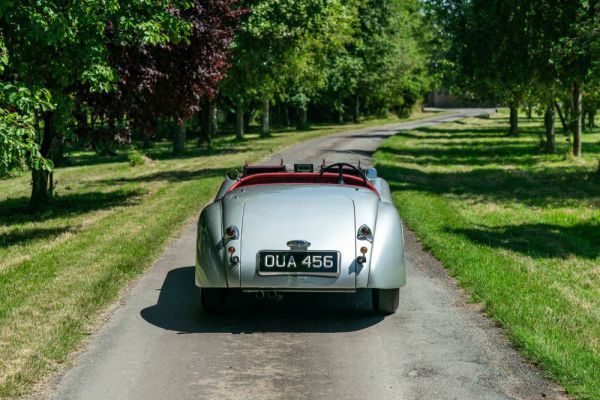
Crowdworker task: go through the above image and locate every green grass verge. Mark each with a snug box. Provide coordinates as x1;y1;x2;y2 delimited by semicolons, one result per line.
0;112;447;398
374;112;600;399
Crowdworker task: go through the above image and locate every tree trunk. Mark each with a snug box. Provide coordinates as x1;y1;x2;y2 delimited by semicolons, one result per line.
29;112;56;208
283;103;290;127
572;83;582;157
207;99;217;147
235;100;244;140
261;98;270;138
243;111;250;132
589;110;596;129
527;104;532;119
143;132;152;148
30;169;52;208
564;102;571;126
172;119;186;155
584;112;591;131
544;100;555;153
338;109;344;124
199;107;209;147
90;112;97;130
141;120;155;149
509;104;518;135
75;108;88;147
554;102;568;134
49;134;64;166
95;115;117;156
353;93;360;123
297;107;309;130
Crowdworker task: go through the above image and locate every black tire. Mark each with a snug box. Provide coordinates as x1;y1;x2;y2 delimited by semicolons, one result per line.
372;288;399;314
201;288;227;314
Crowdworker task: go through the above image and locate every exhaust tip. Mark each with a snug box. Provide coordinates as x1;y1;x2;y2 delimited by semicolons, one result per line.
255;290;265;299
267;290;278;300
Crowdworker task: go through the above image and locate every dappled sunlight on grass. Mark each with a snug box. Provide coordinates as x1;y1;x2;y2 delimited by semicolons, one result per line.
375;111;600;399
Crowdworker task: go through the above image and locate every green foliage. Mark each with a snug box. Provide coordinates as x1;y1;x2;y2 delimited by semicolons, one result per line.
429;0;600;105
0;0;190;177
428;0;531;103
221;0;431;121
0;82;54;176
127;149;148;166
222;0;347;102
355;0;431;114
282;1;358;108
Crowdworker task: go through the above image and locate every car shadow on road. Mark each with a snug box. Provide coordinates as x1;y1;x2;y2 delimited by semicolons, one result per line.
140;266;384;334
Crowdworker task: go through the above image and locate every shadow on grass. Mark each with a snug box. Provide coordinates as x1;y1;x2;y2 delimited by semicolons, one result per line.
377;141;541;166
380;163;600;207
377;119;600;260
395;130;507;140
450;222;600;260
64;153;128;167
324;149;376;158
345;133;396;139
417;125;540;136
141;267;383;334
65;140;254;168
95;167;227;185
0;226;76;248
0;188;145;227
377;116;600;207
143;145;252;162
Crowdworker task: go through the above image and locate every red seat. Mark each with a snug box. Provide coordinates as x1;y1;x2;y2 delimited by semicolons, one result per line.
227;172;378;194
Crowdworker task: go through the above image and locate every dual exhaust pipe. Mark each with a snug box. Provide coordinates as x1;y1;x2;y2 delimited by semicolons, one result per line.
255;290;279;300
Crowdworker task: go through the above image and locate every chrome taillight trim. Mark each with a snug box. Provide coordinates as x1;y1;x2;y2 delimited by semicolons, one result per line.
357;224;373;242
224;225;239;242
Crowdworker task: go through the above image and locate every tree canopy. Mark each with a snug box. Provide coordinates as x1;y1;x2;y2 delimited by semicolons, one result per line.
428;0;600;153
0;0;235;204
1;0;432;198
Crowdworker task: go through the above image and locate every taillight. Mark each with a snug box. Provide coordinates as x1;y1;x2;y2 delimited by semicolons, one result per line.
224;225;239;242
357;224;373;242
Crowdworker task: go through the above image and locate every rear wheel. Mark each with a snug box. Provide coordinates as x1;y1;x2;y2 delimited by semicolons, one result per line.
201;288;227;314
372;288;399;314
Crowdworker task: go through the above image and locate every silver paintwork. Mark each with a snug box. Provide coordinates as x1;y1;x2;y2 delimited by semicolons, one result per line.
196;170;406;291
195;202;227;287
214;178;236;200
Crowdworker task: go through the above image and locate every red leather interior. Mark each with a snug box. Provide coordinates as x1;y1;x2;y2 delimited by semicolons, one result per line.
227;172;379;194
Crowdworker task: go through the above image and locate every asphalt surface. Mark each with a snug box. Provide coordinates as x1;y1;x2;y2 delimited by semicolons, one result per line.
46;109;568;400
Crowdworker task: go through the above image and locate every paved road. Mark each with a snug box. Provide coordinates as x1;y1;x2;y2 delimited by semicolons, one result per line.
47;109;568;400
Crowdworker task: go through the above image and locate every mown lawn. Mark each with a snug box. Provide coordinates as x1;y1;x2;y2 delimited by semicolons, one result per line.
375;112;600;399
0;112;444;398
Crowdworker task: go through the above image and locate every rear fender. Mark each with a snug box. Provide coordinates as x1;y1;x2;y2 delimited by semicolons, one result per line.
367;202;406;289
195;202;228;287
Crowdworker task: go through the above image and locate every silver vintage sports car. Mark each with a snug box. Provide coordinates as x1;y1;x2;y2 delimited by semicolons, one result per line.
195;162;406;314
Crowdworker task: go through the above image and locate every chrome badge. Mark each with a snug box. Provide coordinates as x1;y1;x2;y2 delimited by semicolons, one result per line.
287;240;311;250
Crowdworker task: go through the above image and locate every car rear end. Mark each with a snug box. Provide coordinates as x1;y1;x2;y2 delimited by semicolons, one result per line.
196;167;405;314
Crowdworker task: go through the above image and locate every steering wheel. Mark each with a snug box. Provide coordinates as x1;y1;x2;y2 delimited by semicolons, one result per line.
318;163;368;185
